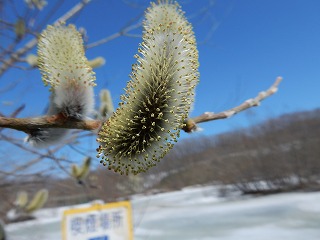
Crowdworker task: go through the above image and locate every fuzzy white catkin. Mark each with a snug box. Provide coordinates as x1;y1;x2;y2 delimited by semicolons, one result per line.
26;23;96;147
38;23;95;118
97;0;199;175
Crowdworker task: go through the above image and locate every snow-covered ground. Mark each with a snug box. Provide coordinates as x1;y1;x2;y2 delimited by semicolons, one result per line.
5;185;320;240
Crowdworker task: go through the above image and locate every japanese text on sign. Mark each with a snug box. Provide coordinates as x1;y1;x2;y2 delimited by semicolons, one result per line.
62;201;133;240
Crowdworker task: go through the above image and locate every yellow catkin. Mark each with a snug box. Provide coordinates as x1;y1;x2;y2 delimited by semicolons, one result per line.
14;191;28;208
97;0;199;175
99;89;115;117
88;57;106;69
25;189;49;213
71;164;81;178
77;157;91;180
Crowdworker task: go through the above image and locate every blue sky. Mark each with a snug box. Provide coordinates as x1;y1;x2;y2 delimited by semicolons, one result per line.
2;0;320;140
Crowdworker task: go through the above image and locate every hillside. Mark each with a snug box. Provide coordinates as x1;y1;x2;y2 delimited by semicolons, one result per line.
151;108;320;193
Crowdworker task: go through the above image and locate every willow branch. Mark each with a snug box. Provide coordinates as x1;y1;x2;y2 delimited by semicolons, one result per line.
0;114;101;134
0;77;282;134
183;76;283;132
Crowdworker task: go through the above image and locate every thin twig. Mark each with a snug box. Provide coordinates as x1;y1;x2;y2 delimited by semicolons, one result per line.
183;77;283;132
9;104;25;118
86;21;142;49
0;133;71;163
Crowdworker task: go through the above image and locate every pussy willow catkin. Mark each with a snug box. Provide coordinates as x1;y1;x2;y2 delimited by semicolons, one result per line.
97;0;199;175
38;23;96;89
38;23;95;118
26;23;96;148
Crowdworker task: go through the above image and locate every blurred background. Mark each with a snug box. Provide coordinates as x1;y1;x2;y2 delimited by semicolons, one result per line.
1;0;320;239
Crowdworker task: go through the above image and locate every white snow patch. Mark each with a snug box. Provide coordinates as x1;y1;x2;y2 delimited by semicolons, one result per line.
4;186;320;240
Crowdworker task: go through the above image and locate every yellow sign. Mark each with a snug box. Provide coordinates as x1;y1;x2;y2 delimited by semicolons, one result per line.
62;201;133;240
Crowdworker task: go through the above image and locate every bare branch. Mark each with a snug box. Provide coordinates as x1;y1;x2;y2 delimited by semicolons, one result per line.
183;77;283;132
0;133;71;163
56;0;92;24
0;114;101;134
86;21;142;49
0;77;282;135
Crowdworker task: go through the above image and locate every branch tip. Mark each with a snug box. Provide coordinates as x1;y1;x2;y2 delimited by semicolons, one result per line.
182;76;283;132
